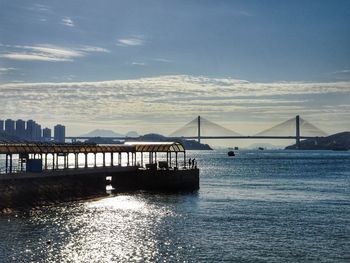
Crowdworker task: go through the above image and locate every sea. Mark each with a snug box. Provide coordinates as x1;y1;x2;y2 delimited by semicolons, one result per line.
0;150;349;262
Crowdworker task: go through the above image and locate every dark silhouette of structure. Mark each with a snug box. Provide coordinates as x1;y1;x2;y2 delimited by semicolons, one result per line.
54;124;66;143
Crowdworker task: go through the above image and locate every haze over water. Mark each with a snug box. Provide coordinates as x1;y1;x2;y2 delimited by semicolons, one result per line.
0;150;349;262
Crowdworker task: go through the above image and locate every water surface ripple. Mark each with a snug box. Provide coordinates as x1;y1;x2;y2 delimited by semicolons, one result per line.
0;150;349;262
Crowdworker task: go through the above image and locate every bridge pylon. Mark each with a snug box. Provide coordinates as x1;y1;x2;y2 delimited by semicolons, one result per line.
296;115;300;149
197;116;201;143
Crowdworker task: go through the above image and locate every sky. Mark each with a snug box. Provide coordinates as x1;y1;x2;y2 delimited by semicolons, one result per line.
0;0;349;144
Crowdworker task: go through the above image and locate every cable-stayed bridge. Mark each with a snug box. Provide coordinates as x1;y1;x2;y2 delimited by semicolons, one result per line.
59;115;327;149
169;115;327;149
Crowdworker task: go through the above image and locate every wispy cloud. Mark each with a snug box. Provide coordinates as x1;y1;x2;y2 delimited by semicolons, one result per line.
330;69;350;75
0;44;109;62
27;3;51;12
79;46;110;53
152;58;173;63
0;75;349;135
0;67;16;73
131;62;146;66
117;37;144;47
61;17;75;27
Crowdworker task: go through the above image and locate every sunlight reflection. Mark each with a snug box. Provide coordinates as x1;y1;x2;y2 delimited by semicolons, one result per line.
87;195;148;211
52;195;169;262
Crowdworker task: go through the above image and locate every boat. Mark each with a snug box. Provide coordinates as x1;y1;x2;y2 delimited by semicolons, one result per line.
227;151;235;157
258;147;264;151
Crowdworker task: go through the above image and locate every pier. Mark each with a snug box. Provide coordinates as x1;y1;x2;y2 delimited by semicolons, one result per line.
0;142;199;208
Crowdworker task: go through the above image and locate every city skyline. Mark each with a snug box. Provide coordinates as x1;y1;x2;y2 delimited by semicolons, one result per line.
0;118;65;142
0;0;349;140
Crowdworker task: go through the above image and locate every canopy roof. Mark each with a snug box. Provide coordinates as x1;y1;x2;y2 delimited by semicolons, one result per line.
0;142;185;154
125;142;185;152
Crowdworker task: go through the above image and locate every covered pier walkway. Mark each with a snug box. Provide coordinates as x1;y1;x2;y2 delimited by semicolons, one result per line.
0;142;189;174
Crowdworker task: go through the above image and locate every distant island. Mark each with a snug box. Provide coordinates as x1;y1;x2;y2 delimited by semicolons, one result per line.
80;129;139;138
285;132;350;150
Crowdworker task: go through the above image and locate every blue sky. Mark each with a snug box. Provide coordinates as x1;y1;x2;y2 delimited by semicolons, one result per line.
0;0;349;140
1;0;350;82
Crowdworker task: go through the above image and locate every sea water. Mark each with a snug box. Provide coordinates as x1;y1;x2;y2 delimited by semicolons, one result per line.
0;150;349;262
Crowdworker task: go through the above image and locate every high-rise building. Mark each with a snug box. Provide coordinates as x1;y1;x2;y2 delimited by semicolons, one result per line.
5;119;15;135
42;128;52;141
26;120;36;141
15;119;26;138
54;124;66;143
0;120;4;132
34;124;42;141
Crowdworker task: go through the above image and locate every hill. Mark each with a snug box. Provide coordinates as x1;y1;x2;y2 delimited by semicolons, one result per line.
80;129;139;137
135;134;213;150
285;132;350;150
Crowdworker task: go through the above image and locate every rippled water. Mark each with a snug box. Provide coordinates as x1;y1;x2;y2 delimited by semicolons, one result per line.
0;150;349;262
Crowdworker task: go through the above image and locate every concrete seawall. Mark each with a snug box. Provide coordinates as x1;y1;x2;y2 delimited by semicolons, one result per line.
112;168;200;191
0;167;199;209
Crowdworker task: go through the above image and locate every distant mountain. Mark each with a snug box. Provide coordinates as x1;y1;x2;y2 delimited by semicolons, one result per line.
80;131;211;150
285;132;350;150
125;131;139;137
80;129;124;137
132;133;212;150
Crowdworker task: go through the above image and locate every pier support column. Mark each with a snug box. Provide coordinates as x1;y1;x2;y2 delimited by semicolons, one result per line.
103;153;106;167
52;153;55;170
75;153;78;168
169;153;172;168
184;152;186;169
20;155;24;171
175;152;178;168
5;154;8;173
56;154;59;169
127;153;130;166
9;154;13;173
44;154;48;170
111;152;114;166
141;152;144;167
118;153;121;166
94;153;97;168
85;153;88;168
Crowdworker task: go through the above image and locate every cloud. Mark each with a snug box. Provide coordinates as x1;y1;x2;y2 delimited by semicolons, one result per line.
117;38;144;47
0;67;16;72
0;44;110;62
61;17;75;27
330;69;350;74
0;75;349;134
152;58;173;63
79;46;110;53
27;3;50;12
131;62;146;66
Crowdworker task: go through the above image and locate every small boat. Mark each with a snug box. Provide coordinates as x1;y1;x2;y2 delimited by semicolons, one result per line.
234;147;239;150
258;147;264;151
227;151;235;157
